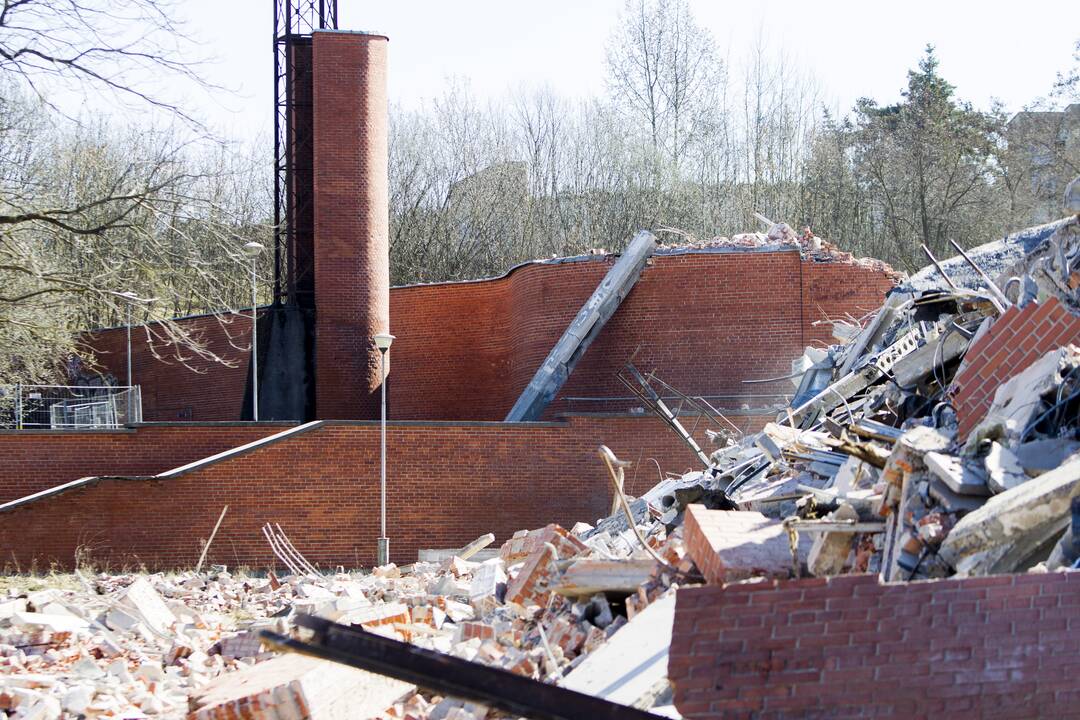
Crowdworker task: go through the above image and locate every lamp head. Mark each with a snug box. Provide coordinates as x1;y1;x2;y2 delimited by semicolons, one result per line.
373;333;395;352
242;241;265;258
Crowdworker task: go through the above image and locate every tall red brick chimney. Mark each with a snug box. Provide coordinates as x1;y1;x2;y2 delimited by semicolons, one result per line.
311;31;390;420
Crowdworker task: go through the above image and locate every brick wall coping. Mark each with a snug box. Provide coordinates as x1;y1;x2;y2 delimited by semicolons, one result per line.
0;416;632;514
319;419;566;428
556;408;779;419
0;428;137;436
127;421;298;428
312;29;389;40
0;420;326;514
0;421;298;435
389;244;803;291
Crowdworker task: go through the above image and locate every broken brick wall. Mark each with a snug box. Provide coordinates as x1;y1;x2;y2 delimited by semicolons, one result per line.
952;296;1080;438
670;573;1080;719
388;249;894;421
0;415;730;569
82;250;895;423
0;424;288;504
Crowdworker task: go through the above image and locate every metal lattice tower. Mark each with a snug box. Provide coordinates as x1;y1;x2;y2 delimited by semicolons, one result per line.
273;0;338;306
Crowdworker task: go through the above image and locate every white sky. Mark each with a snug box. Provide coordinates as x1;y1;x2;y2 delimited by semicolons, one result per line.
174;0;1077;140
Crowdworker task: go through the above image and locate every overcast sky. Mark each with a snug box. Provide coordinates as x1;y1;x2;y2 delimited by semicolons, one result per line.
178;0;1077;140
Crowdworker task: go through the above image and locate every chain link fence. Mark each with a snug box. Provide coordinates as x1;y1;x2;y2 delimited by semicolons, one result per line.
0;385;142;429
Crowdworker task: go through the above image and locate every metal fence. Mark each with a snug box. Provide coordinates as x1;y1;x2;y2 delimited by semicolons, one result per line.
0;385;142;429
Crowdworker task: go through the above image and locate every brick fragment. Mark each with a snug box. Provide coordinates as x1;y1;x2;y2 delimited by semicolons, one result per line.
505;543;560;608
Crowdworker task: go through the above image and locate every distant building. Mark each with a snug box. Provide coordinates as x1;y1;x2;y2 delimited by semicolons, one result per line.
1007;103;1080;225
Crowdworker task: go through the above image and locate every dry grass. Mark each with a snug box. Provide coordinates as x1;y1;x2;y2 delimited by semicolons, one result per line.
0;571;83;594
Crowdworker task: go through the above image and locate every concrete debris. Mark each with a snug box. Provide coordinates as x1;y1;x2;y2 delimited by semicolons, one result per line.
5;209;1080;717
0;511;684;719
640;210;1080;584
190;653;414;720
559;592;676;707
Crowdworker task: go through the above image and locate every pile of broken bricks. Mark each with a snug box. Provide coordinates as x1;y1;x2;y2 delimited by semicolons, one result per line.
1;514;691;719
3;191;1080;720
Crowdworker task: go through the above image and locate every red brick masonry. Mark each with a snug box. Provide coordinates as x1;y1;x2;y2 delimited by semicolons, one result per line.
670;572;1080;719
83;249;895;422
952;296;1080;438
312;31;391;421
0;416;724;571
0;424;285;504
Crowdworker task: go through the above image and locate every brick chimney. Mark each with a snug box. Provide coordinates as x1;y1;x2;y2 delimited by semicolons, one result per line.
311;30;390;420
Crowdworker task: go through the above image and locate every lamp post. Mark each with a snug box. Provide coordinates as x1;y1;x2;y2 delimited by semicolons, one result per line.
117;291;138;389
115;291;154;390
242;242;265;422
373;332;395;566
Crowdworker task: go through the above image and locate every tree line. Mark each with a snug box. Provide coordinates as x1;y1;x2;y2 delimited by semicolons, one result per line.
389;1;1079;283
0;0;1077;382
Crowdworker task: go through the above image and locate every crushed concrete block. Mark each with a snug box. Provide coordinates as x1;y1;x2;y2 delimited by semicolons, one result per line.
1014;438;1080;476
551;558;656;596
941;457;1080;576
807;503;859;577
11;611;90;634
118;578;176;636
468;558;506;613
925;452;991;497
0;598;27;621
985;441;1029;494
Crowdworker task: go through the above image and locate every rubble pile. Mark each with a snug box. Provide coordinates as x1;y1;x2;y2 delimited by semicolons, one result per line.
0;514;690;718
656;222;902;278
3;199;1080;718
686;210;1080;582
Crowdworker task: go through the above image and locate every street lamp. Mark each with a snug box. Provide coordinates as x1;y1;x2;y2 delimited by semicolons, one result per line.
115;291;154;389
243;242;265;422
373;331;395;566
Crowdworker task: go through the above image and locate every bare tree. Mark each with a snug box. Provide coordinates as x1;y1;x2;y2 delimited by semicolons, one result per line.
0;0;215;126
0;1;267;383
605;0;723;167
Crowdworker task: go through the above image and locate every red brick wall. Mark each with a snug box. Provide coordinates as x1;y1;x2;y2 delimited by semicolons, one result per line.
83;251;895;423
81;313;254;422
0;416;724;571
670;572;1080;719
312;31;390;421
390;250;895;421
0;424;287;503
952;296;1080;438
